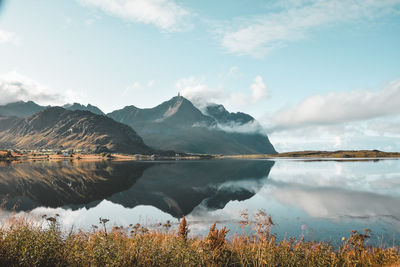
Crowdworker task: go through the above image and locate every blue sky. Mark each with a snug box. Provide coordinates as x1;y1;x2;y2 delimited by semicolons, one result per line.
0;0;400;151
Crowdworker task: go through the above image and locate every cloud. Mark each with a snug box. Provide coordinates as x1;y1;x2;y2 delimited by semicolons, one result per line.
178;75;269;110
250;75;269;101
218;0;400;57
77;0;191;32
0;29;19;45
367;117;400;137
177;76;226;107
123;80;156;96
122;82;141;96
0;71;83;106
147;80;156;87
269;80;400;131
211;120;264;134
266;120;400;152
218;66;245;79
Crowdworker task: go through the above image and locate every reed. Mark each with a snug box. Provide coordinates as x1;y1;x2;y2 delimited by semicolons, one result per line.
0;210;398;266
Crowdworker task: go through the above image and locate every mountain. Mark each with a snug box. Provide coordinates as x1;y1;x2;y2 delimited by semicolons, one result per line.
0;107;153;154
0;101;46;117
0;101;104;117
205;104;254;125
108;96;276;155
63;103;105;115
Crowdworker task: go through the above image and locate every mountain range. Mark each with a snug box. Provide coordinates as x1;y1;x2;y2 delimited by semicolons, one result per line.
0;107;152;154
0;101;104;117
0;96;276;155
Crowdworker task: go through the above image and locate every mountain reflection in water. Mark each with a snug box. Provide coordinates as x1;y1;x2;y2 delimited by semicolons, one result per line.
0;159;274;218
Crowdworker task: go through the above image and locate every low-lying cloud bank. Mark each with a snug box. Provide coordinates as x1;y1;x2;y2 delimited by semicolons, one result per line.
212;120;264;134
0;72;83;106
262;79;400;152
267;118;400;152
268;80;400;131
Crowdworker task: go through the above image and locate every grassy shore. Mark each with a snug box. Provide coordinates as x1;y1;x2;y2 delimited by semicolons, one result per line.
0;212;399;266
2;149;400;164
0;149;213;162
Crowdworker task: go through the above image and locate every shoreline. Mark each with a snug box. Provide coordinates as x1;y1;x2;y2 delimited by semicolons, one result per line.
1;149;400;163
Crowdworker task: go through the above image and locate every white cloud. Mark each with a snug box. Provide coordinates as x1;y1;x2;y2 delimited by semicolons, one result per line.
77;0;191;32
211;120;263;134
147;80;155;87
123;80;156;96
122;82;141;96
227;66;240;77
177;76;226;107
266;121;400;152
0;72;83;106
250;75;269;101
0;29;20;45
178;75;269;110
269;80;400;131
367;118;400;137
219;66;244;79
218;0;400;57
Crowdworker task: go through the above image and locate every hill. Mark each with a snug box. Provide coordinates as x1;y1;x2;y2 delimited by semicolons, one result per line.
0;101;47;117
63;103;105;115
0;101;104;117
0;107;153;154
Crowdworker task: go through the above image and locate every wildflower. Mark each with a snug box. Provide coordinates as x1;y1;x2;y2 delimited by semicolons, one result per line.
163;220;172;231
178;216;189;240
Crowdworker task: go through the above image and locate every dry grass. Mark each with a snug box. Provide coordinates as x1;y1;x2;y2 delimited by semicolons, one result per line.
0;211;399;266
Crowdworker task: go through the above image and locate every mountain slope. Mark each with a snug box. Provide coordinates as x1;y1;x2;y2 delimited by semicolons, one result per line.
0;101;104;117
108;96;276;155
63;103;105;115
0;107;153;154
205;104;254;125
0;101;47;117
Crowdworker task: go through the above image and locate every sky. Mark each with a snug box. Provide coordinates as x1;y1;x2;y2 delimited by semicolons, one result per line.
0;0;400;152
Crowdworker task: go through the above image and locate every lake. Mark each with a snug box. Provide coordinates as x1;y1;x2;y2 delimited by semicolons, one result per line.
0;158;399;246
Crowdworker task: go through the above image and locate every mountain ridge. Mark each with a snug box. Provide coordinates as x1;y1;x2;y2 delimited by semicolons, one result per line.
108;96;276;155
0;107;153;154
0;101;105;118
0;96;277;155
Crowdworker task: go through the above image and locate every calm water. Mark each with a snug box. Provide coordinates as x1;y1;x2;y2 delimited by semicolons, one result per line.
0;158;399;246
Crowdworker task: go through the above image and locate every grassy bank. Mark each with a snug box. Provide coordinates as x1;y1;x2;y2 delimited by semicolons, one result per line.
0;213;399;266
